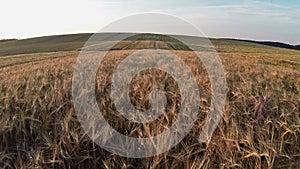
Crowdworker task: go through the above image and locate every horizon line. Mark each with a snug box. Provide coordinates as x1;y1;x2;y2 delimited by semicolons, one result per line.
0;32;299;46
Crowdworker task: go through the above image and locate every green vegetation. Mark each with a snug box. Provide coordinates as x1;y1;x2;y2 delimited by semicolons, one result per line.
1;33;298;56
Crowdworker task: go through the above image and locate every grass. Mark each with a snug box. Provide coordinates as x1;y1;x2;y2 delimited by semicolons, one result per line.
0;34;299;168
2;33;299;56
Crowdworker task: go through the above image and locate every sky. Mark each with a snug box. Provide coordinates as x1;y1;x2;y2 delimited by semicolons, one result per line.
1;0;299;44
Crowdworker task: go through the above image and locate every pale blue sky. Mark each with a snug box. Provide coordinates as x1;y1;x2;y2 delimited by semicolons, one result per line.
1;0;299;44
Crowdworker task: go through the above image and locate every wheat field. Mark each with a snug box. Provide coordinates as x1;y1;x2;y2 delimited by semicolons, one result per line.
0;35;300;168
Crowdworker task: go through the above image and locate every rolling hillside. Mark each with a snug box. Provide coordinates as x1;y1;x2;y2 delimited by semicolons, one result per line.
0;33;299;56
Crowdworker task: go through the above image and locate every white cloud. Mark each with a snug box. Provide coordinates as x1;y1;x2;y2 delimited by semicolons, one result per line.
0;0;299;44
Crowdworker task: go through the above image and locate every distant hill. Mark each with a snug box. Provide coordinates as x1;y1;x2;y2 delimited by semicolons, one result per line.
0;39;17;43
232;39;300;50
0;33;299;56
0;33;93;56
